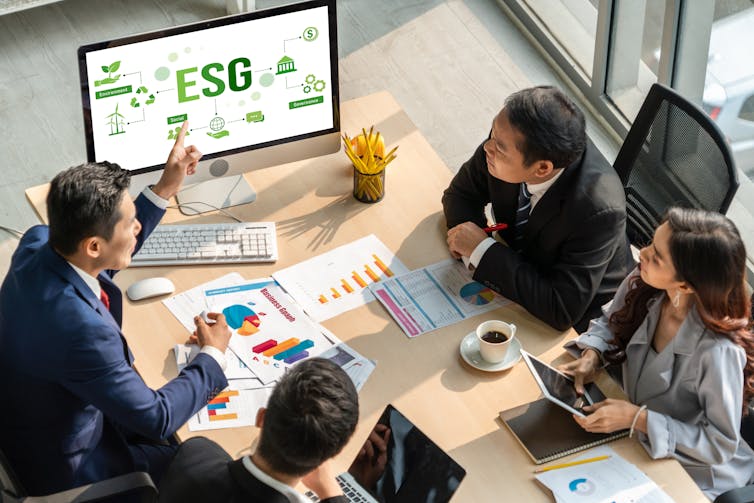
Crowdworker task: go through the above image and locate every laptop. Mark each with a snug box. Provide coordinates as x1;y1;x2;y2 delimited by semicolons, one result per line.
308;404;467;503
520;350;606;418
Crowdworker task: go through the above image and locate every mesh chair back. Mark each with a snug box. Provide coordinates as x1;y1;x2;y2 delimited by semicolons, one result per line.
613;83;739;247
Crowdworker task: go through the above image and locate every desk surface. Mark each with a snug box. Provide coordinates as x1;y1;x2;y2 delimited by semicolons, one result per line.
26;91;705;502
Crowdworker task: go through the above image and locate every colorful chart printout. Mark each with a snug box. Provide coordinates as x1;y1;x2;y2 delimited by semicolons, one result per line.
205;282;337;384
273;234;409;321
188;385;272;431
370;259;510;337
223;304;262;335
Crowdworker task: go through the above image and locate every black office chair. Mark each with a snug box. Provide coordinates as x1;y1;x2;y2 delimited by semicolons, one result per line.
613;82;739;249
0;447;157;503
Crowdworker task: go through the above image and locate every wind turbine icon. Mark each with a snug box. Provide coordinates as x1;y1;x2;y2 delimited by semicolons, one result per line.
106;103;126;136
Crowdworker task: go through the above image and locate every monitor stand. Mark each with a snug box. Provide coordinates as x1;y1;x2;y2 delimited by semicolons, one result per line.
175;175;256;215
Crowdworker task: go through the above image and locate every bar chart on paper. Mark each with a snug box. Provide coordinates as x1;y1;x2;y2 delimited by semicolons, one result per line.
252;337;315;364
207;390;241;422
272;234;410;321
188;387;272;431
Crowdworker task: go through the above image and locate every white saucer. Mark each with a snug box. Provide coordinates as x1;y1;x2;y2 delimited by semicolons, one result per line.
460;331;522;372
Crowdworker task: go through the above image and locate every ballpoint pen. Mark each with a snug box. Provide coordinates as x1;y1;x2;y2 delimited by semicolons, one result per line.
533;455;610;473
482;223;509;233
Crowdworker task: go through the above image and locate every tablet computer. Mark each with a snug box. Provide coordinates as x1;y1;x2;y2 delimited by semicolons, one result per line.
520;350;597;418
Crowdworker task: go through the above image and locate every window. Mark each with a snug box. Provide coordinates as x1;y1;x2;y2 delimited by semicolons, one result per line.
521;0;598;78
605;0;668;122
500;0;754;273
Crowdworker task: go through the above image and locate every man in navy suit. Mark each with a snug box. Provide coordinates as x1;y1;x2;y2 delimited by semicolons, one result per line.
0;122;231;495
158;358;359;503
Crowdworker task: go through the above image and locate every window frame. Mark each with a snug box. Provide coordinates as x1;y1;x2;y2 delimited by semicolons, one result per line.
497;0;754;279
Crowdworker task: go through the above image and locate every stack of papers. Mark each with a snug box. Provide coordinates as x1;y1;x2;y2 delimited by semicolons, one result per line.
535;447;674;503
161;237;522;430
165;273;376;431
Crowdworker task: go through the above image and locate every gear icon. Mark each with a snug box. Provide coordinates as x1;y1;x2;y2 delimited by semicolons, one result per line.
313;80;326;92
303;85;312;93
305;74;316;84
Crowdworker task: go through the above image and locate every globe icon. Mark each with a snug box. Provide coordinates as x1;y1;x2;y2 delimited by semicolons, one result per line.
209;116;225;131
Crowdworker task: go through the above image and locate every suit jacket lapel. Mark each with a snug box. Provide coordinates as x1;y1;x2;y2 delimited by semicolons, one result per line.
97;273;133;365
523;155;582;241
626;299;704;404
623;319;651;401
40;244;132;364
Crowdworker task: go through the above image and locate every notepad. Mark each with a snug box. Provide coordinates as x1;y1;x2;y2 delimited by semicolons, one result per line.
499;398;628;464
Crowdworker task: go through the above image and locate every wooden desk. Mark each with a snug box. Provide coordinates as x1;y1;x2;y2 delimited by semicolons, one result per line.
26;91;705;502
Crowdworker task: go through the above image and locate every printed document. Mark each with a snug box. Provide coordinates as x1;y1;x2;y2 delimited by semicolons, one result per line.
370;259;509;337
272;234;409;322
536;447;674;503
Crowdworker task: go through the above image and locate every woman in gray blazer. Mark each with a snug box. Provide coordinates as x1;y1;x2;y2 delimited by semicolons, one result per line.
562;207;754;499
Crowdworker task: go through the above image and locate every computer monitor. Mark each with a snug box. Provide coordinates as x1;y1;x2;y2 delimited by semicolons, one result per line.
78;0;339;211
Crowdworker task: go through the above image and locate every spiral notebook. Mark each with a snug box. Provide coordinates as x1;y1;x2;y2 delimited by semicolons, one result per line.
499;397;628;464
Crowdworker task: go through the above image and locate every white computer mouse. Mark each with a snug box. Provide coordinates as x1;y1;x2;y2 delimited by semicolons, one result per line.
126;277;176;301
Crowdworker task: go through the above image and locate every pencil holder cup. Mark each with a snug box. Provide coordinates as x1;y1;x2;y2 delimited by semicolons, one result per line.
343;126;398;204
353;166;385;203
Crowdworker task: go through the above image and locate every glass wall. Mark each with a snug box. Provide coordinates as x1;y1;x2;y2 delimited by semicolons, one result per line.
702;3;754;179
499;0;754;275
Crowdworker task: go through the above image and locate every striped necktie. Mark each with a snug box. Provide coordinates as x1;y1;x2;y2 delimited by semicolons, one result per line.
513;183;531;252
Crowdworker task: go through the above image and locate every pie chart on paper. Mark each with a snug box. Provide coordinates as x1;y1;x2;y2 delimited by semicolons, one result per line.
223;304;261;335
459;282;496;306
238;315;261;335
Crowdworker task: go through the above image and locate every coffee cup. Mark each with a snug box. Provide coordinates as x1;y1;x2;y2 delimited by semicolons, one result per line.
476;320;516;364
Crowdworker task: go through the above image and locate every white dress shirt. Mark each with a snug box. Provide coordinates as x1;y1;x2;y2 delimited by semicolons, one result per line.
467;169;565;268
242;456;312;503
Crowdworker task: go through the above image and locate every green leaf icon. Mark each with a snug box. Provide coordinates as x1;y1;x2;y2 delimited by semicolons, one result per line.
109;61;121;73
101;66;110;73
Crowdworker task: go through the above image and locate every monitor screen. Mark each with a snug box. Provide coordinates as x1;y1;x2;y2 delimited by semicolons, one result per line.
78;0;338;186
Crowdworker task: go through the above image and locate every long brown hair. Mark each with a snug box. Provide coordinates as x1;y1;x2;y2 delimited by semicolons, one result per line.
605;207;754;412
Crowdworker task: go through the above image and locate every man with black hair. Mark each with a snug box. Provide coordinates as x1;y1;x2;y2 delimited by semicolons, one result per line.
0;123;231;495
443;86;628;332
158;358;360;503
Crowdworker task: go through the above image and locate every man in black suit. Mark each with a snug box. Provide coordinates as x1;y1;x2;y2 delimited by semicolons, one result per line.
158;358;359;503
443;86;628;332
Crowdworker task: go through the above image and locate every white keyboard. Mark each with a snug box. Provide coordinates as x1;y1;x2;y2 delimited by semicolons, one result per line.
131;222;277;266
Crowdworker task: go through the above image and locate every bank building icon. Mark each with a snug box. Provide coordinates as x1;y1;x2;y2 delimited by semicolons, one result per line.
276;55;296;75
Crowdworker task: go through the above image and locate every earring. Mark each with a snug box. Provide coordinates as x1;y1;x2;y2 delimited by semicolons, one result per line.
672;289;681;308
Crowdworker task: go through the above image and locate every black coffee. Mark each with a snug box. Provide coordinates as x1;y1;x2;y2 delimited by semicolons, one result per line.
481;330;508;343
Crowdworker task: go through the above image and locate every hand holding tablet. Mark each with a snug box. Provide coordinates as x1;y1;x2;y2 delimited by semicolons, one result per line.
520;350;604;418
558;348;602;395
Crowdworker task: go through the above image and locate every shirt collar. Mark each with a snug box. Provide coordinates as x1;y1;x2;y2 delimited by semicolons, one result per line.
242;456;311;503
67;261;101;299
525;168;564;209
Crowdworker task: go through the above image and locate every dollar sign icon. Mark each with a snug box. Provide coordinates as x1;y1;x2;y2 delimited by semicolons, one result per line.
303;26;319;41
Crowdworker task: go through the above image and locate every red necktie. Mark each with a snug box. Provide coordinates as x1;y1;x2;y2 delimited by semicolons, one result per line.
100;288;110;311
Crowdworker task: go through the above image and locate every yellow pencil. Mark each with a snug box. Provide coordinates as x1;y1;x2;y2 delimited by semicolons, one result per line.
533;455;610;473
